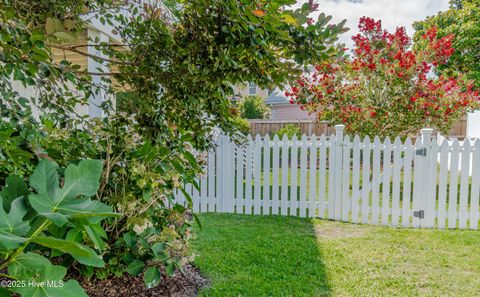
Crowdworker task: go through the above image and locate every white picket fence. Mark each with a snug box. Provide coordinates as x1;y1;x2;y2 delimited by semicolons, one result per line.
175;125;480;230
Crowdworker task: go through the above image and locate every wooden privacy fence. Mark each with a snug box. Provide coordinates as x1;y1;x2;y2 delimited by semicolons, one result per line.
175;125;480;229
248;118;467;138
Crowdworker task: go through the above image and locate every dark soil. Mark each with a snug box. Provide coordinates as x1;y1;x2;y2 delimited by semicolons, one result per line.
80;265;209;297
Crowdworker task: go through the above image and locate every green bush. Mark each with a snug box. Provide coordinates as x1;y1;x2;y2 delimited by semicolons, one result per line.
233;117;251;135
273;124;302;139
238;96;270;119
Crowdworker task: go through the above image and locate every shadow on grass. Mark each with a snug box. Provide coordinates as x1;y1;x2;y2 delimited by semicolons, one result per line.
193;213;331;297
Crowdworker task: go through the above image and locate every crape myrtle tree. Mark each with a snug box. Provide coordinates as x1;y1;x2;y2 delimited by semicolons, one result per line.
0;0;347;292
287;17;479;138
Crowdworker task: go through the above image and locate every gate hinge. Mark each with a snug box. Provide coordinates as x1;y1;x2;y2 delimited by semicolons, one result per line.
415;148;427;156
413;210;424;219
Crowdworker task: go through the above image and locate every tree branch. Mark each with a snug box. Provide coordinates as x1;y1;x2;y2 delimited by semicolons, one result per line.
48;44;132;65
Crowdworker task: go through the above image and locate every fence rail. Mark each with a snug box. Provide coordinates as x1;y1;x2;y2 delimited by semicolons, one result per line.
175;125;480;230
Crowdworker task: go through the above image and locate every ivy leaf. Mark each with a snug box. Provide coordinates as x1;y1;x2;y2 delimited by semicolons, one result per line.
30;236;105;267
144;266;161;289
29;159;118;226
9;252;89;297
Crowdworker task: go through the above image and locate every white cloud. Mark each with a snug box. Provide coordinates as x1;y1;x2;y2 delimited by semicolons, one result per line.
298;0;450;48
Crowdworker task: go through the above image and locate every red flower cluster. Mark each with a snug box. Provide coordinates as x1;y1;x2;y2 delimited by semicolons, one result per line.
286;17;479;138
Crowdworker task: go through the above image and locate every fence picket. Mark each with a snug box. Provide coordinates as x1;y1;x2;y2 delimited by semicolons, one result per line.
192;179;200;212
437;140;449;229
208;149;216;212
254;135;263;215
327;134;335;219
318;135;327;219
309;135;318;217
371;137;382;225
299;135;308;217
351;136;361;223
334;126;345;220
290;135;299;216
391;138;402;227
402;138;413;227
361;136;371;224
281;135;290;216
272;135;280;215
412;139;423;228
458;139;471;229
470;139;480;230
200;165;208;212
341;135;351;221
426;140;439;228
245;135;253;215
448;139;460;229
226;139;235;213
381;137;392;225
262;134;271;215
235;144;244;214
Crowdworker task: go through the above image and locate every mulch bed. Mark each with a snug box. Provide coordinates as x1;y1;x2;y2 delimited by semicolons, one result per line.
80;265;209;297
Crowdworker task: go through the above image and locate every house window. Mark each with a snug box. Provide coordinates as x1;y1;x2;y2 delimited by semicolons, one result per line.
248;82;257;95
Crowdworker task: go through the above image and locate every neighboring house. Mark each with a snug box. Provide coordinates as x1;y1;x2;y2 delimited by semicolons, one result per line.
12;1;175;120
264;88;314;121
233;83;270;100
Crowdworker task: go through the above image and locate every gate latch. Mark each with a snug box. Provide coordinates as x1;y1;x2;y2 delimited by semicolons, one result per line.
413;210;424;219
415;148;427;157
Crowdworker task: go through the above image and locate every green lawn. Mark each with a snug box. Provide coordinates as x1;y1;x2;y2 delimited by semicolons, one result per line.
193;213;480;296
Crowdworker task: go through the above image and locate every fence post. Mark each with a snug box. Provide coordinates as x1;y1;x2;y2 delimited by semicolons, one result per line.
420;128;434;227
334;125;345;220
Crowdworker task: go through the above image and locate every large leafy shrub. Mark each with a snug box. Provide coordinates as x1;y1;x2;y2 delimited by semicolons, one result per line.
0;159;116;297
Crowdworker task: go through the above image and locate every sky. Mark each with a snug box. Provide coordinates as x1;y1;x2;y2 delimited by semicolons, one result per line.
300;0;450;48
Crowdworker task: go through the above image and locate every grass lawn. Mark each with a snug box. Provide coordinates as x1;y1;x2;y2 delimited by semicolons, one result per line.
193;213;480;296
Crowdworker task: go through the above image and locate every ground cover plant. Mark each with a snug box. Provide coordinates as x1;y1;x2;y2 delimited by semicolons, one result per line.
193;213;480;296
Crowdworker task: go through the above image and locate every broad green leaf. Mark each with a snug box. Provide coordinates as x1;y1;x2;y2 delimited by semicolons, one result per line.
165;262;175;277
0;175;28;212
0;231;28;249
29;160;59;199
84;225;106;251
126;259;144;276
29;159;117;226
9;252;88;297
30;236;104;267
0;198;29;236
65;227;83;242
0;197;29;250
144;266;161;289
0;287;10;297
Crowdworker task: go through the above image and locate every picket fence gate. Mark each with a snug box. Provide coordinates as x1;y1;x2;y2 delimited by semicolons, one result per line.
175;125;480;230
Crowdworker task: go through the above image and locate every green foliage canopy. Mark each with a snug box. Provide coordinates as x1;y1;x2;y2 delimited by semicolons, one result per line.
413;0;480;87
